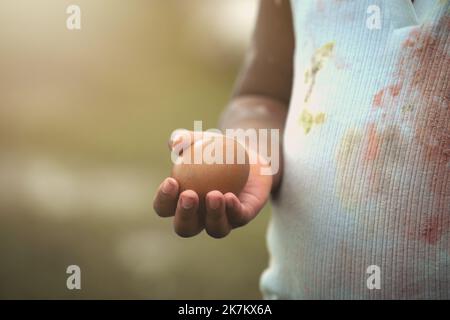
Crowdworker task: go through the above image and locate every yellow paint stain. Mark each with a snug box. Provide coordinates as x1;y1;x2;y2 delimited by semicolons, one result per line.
335;125;409;210
315;112;326;124
299;109;326;134
401;103;414;113
335;128;364;209
298;42;334;134
299;109;314;134
304;42;335;103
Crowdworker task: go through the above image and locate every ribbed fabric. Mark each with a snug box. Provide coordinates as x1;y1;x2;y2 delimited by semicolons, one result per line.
260;0;449;299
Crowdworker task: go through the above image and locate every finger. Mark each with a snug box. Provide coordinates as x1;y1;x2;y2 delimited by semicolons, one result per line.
173;190;203;237
153;178;179;217
224;192;255;228
205;191;230;238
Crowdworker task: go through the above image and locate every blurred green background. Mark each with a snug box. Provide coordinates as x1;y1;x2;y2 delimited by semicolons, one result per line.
0;0;271;299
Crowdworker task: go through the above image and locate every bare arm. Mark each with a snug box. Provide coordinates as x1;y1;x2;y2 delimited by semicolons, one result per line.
220;0;294;192
153;0;295;238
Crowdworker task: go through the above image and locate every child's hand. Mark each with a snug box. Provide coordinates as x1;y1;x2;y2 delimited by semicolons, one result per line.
153;130;272;238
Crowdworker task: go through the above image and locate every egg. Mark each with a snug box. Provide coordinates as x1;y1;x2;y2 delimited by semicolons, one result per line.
171;136;250;206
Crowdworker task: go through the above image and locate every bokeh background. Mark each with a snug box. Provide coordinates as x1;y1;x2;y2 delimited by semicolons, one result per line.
0;0;272;299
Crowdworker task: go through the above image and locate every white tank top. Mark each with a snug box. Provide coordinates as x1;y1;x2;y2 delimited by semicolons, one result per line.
261;0;449;299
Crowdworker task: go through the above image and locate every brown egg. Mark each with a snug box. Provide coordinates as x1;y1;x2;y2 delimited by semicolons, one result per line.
171;136;250;205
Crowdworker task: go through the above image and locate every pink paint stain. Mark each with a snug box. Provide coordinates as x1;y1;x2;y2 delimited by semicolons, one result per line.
372;83;403;108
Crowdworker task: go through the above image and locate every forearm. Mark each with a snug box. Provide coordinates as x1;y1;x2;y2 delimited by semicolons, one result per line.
217;0;293;192
219;95;287;192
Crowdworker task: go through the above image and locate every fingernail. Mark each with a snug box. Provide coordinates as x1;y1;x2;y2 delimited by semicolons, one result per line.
181;197;194;210
162;180;175;194
209;198;220;210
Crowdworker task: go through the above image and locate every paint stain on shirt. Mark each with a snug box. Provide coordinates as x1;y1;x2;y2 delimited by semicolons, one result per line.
335;16;450;247
299;42;334;134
